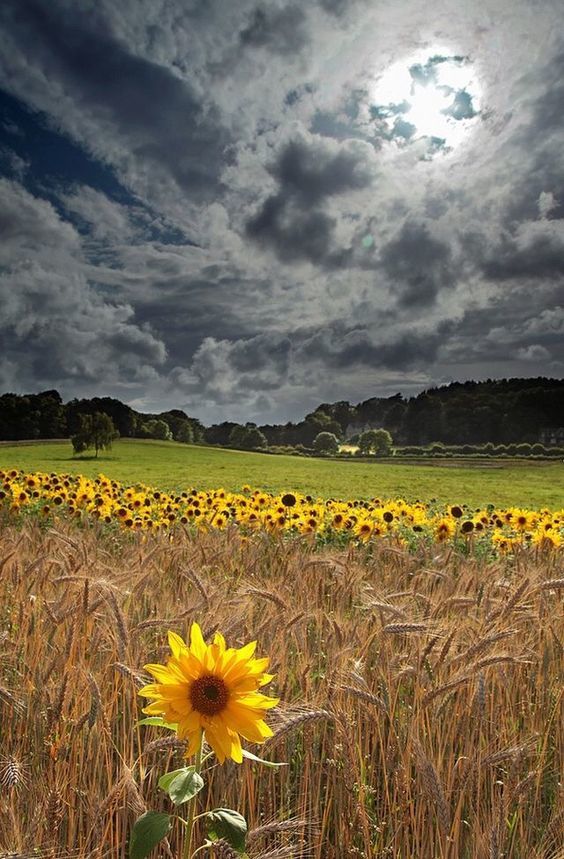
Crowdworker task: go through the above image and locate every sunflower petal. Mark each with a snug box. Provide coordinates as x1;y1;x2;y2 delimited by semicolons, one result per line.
189;622;207;661
168;630;187;659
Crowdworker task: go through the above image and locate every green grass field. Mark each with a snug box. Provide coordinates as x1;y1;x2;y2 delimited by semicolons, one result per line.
1;438;562;507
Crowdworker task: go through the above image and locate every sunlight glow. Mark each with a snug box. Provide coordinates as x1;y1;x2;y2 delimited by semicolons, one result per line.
371;48;481;151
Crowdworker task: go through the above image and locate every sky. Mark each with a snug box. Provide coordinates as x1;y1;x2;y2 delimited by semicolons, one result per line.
0;0;563;425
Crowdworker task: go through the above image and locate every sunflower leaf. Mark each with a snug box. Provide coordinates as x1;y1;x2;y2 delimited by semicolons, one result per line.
158;767;192;793
241;749;287;768
159;767;204;805
129;811;171;859
136;716;178;731
205;808;247;854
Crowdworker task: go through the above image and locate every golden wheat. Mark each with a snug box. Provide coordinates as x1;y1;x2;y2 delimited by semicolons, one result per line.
0;519;562;858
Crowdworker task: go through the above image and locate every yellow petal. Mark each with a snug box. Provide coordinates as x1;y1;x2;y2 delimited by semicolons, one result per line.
185;727;204;758
228;728;243;763
138;683;162;697
213;631;226;652
234;640;257;662
235;692;279;709
189;622;207;661
204;724;226;763
224;705;273;743
205;722;232;764
142;701;167;715
178;710;202;737
143;663;182;684
168;630;187;659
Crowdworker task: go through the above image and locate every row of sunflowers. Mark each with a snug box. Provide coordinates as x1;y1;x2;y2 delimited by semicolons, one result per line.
0;469;564;551
1;468;562;552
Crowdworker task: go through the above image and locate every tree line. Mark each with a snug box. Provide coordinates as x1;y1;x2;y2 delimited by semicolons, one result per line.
0;377;562;450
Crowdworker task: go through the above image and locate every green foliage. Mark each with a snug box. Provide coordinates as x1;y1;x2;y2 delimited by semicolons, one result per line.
158;766;204;805
71;412;119;458
241;749;287;768
175;422;194;444
129;811;171;859
136;716;178;730
140;419;173;441
358;428;393;456
228;424;268;450
0;390;65;440
205;808;247;854
313;431;340;455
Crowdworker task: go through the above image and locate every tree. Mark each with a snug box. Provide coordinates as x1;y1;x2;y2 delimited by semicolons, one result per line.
313;431;340;455
358;428;393;456
175;422;194;444
71;412;119;458
141;419;173;441
228;424;267;450
204;422;240;446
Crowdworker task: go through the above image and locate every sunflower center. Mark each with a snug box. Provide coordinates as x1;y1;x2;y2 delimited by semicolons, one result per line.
190;674;229;716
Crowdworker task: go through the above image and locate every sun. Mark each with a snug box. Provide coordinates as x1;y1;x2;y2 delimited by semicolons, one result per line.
370;49;481;152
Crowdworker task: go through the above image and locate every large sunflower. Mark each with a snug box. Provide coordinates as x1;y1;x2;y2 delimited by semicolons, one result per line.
139;623;278;764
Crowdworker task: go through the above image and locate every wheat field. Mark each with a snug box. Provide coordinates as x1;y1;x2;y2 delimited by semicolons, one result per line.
0;521;562;858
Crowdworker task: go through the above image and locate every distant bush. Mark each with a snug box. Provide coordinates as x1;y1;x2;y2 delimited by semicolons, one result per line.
358;428;393;456
294;444;314;456
313;432;340;455
381;440;563;458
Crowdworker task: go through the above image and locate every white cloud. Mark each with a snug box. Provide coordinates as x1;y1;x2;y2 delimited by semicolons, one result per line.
516;344;550;361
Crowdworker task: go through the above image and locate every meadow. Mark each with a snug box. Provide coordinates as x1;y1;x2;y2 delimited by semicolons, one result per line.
0;438;563;508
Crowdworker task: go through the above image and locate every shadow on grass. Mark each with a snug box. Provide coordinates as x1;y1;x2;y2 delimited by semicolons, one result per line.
54;454;116;462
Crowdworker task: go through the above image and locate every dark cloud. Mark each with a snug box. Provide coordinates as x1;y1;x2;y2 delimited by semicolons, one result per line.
298;326;443;370
239;6;309;55
246;135;374;265
438;300;564;367
498;48;564;225
0;0;562;420
380;221;454;306
317;0;358;16
0;0;230;198
246;195;339;265
482;226;564;281
272;138;372;204
0;178;166;392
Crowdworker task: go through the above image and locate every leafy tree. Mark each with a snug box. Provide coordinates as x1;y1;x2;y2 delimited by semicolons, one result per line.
71;412;119;457
228;424;267;450
154;410;204;442
66;397;137;437
141;419;173;441
313;431;340;455
175;422;194;444
204;422;240;446
358;428;393;456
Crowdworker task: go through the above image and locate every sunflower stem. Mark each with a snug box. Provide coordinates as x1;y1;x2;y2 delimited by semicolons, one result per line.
183;731;203;859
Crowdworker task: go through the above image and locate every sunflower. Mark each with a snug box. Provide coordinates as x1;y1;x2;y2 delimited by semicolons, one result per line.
139;623;278;764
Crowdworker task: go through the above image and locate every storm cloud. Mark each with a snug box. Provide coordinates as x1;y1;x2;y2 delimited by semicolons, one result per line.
0;0;562;423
